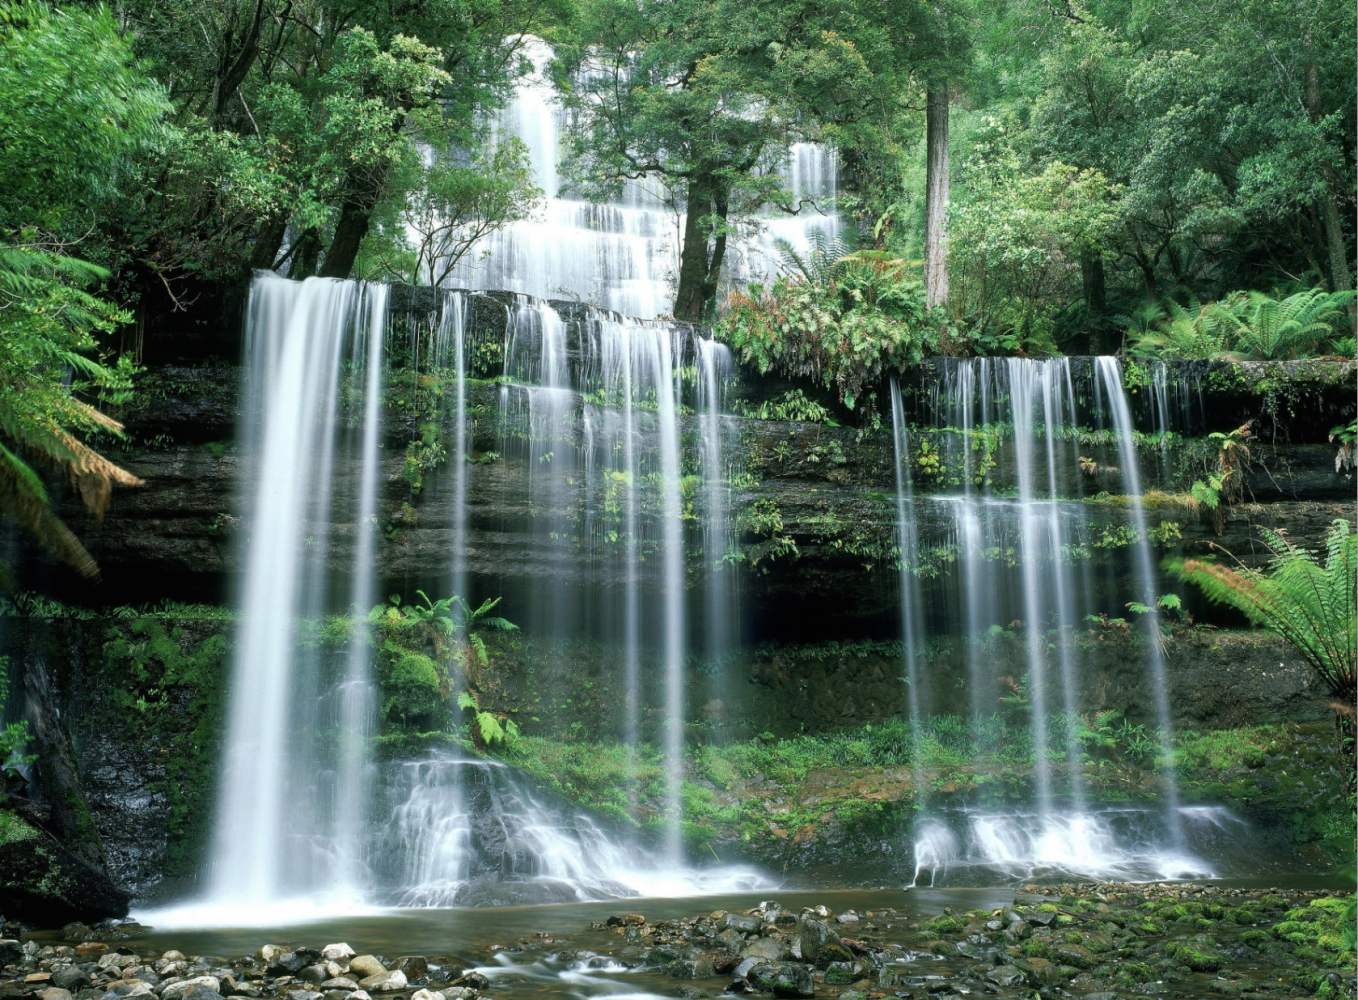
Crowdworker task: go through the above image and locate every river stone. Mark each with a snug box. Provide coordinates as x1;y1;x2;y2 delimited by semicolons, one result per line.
347;959;385;981
723;914;761;935
320;947;355;964
358;971;406;993
716;930;745;950
449;973;489;991
391;958;428;980
323;992;350;1000
1026;910;1057;927
986;967;1025;988
98;955;138;972
409;990;443;1000
348;991;372;1000
101;981;153;1000
53;967;91;991
255;948;284;967
745;963;814;999
296;967;328;985
1015;957;1063;987
823;961;857;985
793;918;841;964
161;976;220;1000
740;937;787;963
224;983;260;999
286;991;321;1000
39;988;73;1000
319;980;358;992
270;952;322;977
1048;943;1098;970
179;988;223;1000
665;956;713;980
0;939;22;965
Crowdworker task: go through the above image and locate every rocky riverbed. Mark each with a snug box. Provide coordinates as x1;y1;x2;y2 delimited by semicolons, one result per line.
0;883;1352;1000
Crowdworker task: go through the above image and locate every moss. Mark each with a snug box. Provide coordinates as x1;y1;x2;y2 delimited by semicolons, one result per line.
0;809;39;846
1165;940;1222;971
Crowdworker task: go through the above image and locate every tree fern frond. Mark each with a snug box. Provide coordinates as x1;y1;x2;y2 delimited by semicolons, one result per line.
1172;519;1356;700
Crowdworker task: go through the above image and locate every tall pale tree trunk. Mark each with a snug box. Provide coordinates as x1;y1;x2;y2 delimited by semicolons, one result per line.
1304;41;1353;292
925;87;950;310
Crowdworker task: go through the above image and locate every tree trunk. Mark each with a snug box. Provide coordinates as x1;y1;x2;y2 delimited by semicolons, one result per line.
319;198;373;279
700;182;730;309
249;214;288;271
674;174;714;322
924;87;950;310
291;227;322;278
1081;256;1106;316
1304;43;1353;292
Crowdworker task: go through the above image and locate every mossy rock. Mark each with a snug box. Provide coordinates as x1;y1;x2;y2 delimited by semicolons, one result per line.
0;810;130;928
1165;939;1223;972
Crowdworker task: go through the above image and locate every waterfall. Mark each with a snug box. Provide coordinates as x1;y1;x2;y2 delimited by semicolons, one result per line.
444;39;840;318
888;380;930;886
905;357;1205;885
206;274;387;915
697;338;736;717
1095;357;1185;846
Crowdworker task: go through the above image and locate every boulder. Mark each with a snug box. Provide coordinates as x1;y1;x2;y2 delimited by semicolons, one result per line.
357;972;406;993
739;938;787;963
346;959;385;981
722;914;761;935
161;977;220;1000
793;918;841;965
986;967;1025;988
100;982;152;1000
52;967;91;991
178;988;222;1000
745;963;814;999
390;958;427;981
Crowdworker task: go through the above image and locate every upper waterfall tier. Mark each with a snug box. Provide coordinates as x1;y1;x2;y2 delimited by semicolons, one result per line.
438;38;840;318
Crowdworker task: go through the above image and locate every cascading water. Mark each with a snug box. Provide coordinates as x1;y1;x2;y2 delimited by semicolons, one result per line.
905;357;1209;884
204;274;388;920
444;39;840;318
1095;356;1185;846
887;380;931;887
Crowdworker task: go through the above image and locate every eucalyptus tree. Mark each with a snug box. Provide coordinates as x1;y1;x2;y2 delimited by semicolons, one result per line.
553;0;950;321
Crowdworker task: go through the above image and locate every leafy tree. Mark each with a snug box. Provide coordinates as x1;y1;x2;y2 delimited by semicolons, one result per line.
0;3;162;582
359;137;542;286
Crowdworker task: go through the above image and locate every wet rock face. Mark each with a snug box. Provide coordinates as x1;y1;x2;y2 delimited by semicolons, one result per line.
0;811;131;928
35;355;1353;617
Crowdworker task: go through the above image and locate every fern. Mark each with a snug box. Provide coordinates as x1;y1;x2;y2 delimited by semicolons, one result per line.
772;231;854;285
1171;519;1356;703
1216;288;1357;361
